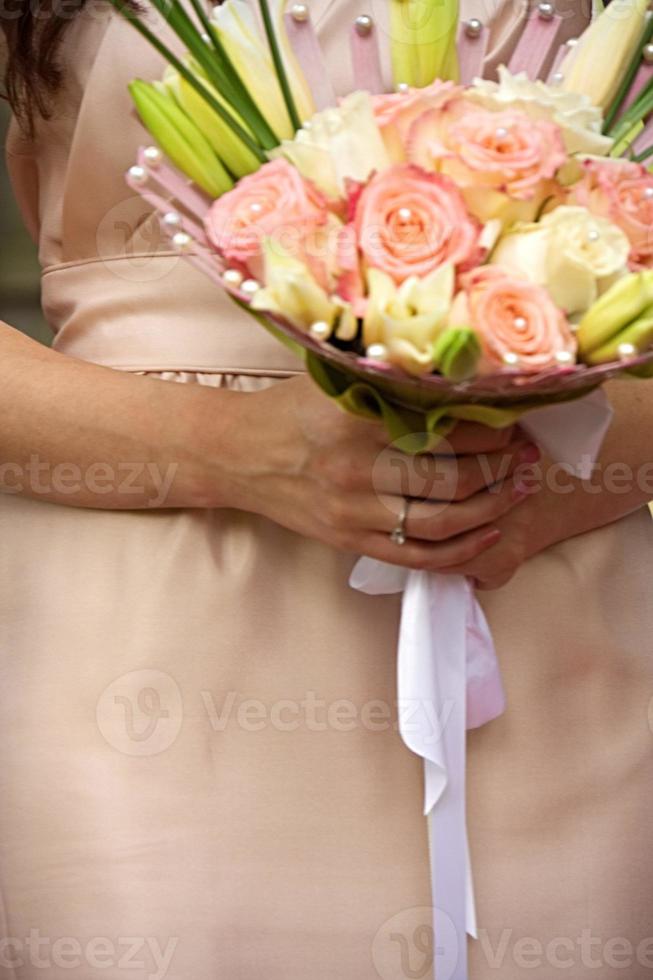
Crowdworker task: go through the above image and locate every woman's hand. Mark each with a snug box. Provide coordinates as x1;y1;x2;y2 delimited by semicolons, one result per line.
438;475;550;590
214;375;537;570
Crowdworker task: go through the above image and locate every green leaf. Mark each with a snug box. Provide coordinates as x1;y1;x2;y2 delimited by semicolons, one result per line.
108;0;269;162
256;0;302;132
603;15;653;133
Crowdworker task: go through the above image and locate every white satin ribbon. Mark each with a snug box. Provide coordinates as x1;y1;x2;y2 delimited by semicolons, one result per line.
350;388;614;980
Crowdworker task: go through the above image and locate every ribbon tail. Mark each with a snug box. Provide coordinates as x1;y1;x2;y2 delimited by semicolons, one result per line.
399;572;471;977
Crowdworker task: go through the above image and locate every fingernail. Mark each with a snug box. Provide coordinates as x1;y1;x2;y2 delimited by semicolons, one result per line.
482;528;502;546
512;480;529;501
519;443;541;464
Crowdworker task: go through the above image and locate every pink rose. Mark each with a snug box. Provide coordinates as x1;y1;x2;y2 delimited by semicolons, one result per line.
371;80;459;161
351;164;482;284
455;267;576;374
407;102;566;220
204;158;332;286
569;159;653;270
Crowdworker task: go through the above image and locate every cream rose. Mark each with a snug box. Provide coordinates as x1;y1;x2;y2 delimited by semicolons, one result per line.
491;206;630;316
269;91;390;199
569;159;653;271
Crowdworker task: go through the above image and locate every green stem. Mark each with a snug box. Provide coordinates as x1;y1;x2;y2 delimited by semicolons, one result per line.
609;77;653;143
257;0;302;132
109;0;267;161
603;17;653;133
634;142;653;162
147;0;279;149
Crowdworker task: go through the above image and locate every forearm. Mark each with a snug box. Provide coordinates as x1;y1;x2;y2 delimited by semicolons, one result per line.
0;321;241;509
537;378;653;550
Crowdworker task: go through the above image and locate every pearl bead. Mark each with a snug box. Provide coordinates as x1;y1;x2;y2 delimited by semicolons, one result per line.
618;342;637;359
162;211;181;229
290;2;309;22
201;32;211;43
495;126;509;140
396;82;410;94
644;187;653;200
249;202;264;214
513;317;527;330
309;321;331;341
223;269;244;288
240;279;261;297
354;14;373;36
565;37;579;48
587;229;601;242
366;343;389;361
537;2;555;21
397;207;413;221
503;351;519;366
172;231;192;252
550;71;564;85
128;165;147;186
643;42;653;65
555;350;574;365
143;146;162;166
464;17;483;38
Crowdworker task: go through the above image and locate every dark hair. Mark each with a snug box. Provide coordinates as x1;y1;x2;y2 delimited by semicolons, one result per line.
2;0;141;130
2;0;86;127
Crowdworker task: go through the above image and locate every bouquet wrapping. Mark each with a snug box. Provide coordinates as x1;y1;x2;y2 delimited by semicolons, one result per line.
111;0;653;971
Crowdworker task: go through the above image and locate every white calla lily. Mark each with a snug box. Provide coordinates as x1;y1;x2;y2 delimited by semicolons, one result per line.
363;264;455;375
557;0;649;111
210;0;315;141
162;64;260;177
250;239;353;337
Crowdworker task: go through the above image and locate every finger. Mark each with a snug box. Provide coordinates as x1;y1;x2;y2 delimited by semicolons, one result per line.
388;480;528;542
330;479;527;542
369;439;535;501
452;442;539;500
473;572;516;591
348;522;503;572
438;543;517;587
441;422;517;456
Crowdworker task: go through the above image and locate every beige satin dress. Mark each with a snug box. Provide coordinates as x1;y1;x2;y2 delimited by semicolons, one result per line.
3;2;653;978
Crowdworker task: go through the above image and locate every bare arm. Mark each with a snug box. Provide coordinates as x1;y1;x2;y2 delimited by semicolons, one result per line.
0;321;238;509
0;319;535;571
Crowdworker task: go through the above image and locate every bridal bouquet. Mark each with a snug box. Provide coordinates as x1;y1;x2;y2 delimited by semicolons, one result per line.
111;0;653;972
115;0;653;447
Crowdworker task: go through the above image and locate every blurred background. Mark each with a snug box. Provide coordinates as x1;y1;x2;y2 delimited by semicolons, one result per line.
1;99;50;345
